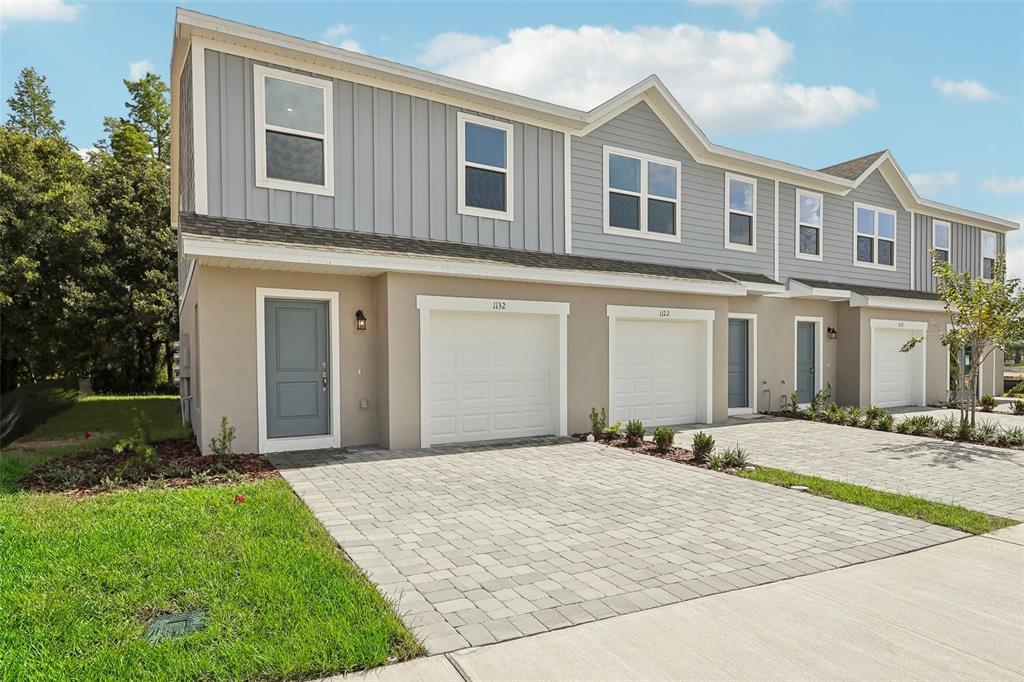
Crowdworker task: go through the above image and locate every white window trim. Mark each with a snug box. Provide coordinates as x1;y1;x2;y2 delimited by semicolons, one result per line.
793;316;824;408
416;295;567;448
852;202;898;271
457;112;514;222
602;145;682;243
981;230;998;281
253;65;334;196
255;287;341;454
606;305;714;425
725;172;757;253
728;312;758;415
932;220;951;264
869;319;928;408
794;189;824;262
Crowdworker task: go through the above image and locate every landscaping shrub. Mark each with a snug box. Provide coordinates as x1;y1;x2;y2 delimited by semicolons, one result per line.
810;386;832;412
706;452;727;471
904;415;937;437
975;420;1000;445
653;426;674;453
865;406;888;428
624;419;645;446
980;394;997;412
589;407;607;440
112;416;155;475
606;421;622;440
209;416;236;462
845;406;863;427
1004;426;1024;447
691;431;715;464
720;446;748;469
875;413;894;431
786;392;801;414
934;416;959;439
895;419;912;434
1013;400;1024;416
956;419;975;441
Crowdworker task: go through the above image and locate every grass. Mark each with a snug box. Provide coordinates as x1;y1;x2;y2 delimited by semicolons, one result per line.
0;480;423;679
737;466;1018;535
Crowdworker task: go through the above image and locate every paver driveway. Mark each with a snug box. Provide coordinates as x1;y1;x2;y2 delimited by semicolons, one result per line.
675;417;1024;520
271;440;962;653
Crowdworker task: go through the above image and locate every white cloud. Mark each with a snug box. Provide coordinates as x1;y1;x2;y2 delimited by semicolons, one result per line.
815;0;849;14
322;22;363;53
982;176;1024;195
908;171;957;196
687;0;775;19
418;24;877;135
1003;217;1023;280
932;76;999;102
0;0;81;28
128;59;154;80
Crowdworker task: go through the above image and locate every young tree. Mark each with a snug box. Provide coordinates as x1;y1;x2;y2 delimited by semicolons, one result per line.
5;67;64;138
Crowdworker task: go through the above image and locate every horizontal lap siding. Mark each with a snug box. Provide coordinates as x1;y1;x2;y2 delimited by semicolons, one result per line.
570;102;774;276
202;49;564;252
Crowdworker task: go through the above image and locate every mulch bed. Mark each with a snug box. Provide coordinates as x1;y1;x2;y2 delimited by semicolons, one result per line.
573;433;701;467
21;438;279;496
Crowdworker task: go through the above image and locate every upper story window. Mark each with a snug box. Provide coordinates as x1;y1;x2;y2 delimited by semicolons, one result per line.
932;220;951;263
457;112;514;221
982;231;997;279
253;65;334;196
602;146;680;242
853;202;896;270
795;190;823;261
725;173;756;252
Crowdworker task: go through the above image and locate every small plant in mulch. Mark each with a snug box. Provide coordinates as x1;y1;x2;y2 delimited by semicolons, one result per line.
691;431;715;465
1012;400;1024;416
979;394;997;413
209;416;237;463
588;407;607;441
624;419;645;447
653;426;674;453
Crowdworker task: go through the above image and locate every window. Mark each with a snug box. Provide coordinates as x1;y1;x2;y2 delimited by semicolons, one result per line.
602;146;680;241
254;65;333;195
725;173;756;251
795;190;823;261
457;112;514;221
853;203;897;269
982;231;997;279
932;220;950;263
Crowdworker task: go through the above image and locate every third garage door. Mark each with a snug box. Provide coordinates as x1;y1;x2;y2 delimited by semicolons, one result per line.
871;325;924;407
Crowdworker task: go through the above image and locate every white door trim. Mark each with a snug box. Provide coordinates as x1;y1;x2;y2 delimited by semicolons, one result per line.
793;316;824;406
607;304;715;425
728;312;758;415
256;287;342;454
416;295;569;448
869;318;928;407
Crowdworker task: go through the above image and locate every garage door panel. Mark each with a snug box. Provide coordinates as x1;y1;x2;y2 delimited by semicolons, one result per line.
613;319;702;427
873;327;919;408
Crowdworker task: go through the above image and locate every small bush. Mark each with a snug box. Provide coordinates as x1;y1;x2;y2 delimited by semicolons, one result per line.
720;446;748;469
1003;426;1024;448
589;407;607;440
653;426;675;453
865;406;888;427
1012;400;1024;416
786;392;801;414
113;416;155;470
226;469;246;484
904;415;937;437
96;476;121;492
934;416;959;439
976;420;1000;445
691;431;715;464
895;419;912;434
810;386;832;412
846;407;863;427
979;394;997;412
876;413;894;432
956;419;975;441
624;419;645;446
706;452;727;471
605;421;622;440
209;416;237;462
190;470;210;486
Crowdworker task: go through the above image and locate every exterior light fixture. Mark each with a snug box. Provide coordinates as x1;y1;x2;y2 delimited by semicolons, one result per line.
827;326;838;340
355;310;367;331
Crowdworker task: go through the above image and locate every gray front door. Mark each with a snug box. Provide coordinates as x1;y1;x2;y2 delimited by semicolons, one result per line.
796;321;816;403
265;298;330;439
728;318;749;409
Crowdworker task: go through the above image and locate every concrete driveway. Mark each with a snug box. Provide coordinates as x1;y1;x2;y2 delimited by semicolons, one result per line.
675;416;1024;520
272;440;961;653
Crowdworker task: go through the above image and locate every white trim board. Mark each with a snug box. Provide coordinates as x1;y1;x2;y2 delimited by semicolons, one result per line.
869;318;928;408
416;295;569;448
728;312;758;415
255;287;342;454
191;41;208;215
793;316;824;407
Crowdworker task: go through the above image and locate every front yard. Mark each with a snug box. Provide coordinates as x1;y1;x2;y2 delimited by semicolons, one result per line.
0;395;422;679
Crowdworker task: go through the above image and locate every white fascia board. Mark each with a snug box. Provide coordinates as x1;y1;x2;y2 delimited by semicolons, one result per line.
850;293;946;312
787;280;851;300
181;235;748;297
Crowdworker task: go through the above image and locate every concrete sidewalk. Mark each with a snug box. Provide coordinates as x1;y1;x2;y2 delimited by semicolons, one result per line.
341;525;1024;681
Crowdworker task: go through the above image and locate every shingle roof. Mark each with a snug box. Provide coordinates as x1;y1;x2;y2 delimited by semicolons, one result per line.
791;277;940;301
180;213;781;285
817;150;888;181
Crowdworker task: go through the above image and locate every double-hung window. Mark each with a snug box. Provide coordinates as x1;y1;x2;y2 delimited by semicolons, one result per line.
457;112;514;221
603;146;680;241
254;65;333;195
725;173;756;251
853;203;896;269
982;231;998;279
932;220;951;263
795;190;823;260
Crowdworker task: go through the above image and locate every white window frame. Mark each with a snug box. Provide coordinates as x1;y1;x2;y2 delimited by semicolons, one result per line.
253;64;334;196
602;145;682;243
852;202;897;271
725;172;757;252
981;230;997;280
457;112;514;221
794;189;824;262
932;220;951;264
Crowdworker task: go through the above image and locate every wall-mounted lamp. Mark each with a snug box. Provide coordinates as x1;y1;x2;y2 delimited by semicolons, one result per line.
355;310;367;331
827;326;838;340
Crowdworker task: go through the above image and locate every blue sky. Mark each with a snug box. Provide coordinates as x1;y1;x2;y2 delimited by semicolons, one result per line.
2;0;1021;272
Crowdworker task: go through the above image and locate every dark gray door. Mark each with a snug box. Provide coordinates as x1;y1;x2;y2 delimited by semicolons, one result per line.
265;298;330;439
728;318;749;409
796;321;816;403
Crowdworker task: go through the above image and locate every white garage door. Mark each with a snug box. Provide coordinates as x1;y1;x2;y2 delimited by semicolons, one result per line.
872;327;916;407
428;311;557;444
612;319;701;426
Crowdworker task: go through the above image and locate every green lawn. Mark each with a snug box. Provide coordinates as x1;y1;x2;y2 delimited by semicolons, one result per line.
737;466;1018;535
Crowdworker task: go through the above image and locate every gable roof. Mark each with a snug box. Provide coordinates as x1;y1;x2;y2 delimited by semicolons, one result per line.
172;9;1018;234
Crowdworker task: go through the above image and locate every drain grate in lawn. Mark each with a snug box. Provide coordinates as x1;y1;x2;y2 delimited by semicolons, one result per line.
143;610;207;643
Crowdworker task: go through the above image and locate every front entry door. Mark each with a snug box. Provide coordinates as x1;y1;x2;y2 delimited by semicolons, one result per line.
265;298;330;439
728;319;749;409
796;321;816;403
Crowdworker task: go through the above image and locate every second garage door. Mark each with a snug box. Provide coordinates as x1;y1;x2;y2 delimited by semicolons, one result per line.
871;326;922;407
612;318;703;426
